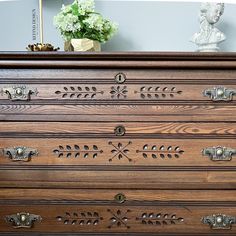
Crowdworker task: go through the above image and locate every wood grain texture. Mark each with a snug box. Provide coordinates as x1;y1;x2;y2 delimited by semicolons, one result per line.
1;205;236;233
1;138;236;168
1;121;236;135
1;52;236;235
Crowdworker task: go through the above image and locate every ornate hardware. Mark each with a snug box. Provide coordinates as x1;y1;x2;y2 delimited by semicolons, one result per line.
203;86;236;101
115;73;126;84
202;146;236;161
5;212;42;228
202;214;236;230
114;193;126;204
1;85;38;101
3;146;38;162
114;125;126;136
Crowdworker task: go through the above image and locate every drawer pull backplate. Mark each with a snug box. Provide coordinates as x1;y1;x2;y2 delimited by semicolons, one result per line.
1;85;38;101
5;212;42;228
202;146;236;161
3;146;38;162
202;214;236;230
203;86;236;101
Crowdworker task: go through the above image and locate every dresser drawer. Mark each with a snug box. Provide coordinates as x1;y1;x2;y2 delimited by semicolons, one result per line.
0;189;236;235
1;122;236;168
1;83;236;103
1;137;236;167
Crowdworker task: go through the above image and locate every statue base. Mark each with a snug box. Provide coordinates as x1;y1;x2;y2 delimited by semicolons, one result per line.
197;43;220;52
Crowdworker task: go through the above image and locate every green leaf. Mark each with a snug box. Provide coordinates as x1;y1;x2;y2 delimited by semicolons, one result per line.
71;3;79;15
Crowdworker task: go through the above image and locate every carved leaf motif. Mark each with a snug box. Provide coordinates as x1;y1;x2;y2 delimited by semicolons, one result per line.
137;145;184;159
53;144;103;159
136;86;182;99
56;211;102;226
55;86;103;99
137;212;184;226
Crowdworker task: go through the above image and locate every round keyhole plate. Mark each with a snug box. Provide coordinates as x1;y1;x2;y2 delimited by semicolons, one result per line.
114;193;126;204
114;125;126;136
115;73;126;84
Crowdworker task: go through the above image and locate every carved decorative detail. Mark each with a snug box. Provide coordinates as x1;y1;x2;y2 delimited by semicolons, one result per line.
107;209;131;229
203;146;236;161
202;214;236;230
56;212;102;226
55;86;104;99
110;86;128;99
53;145;103;158
135;86;182;99
136;213;184;226
108;141;132;162
0;85;38;101
137;145;184;159
5;212;42;228
203;86;236;101
3;146;38;162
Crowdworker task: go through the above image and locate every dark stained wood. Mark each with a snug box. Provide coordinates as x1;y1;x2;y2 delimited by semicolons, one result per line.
1;52;236;235
1;205;236;233
1;138;236;168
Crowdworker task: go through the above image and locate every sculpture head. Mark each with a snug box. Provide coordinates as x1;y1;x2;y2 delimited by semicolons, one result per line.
200;2;224;24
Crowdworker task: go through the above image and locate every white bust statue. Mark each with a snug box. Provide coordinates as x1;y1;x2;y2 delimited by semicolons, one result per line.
191;2;226;52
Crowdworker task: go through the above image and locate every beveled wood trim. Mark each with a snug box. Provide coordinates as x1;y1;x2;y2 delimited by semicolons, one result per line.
1;52;236;60
0;52;236;69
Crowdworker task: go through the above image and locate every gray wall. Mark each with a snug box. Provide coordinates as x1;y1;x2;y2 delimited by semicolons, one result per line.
0;0;236;51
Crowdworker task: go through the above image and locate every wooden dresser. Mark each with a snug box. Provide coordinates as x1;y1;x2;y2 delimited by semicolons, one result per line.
0;52;236;235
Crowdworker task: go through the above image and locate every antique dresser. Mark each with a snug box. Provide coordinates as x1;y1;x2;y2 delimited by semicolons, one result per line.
0;52;236;235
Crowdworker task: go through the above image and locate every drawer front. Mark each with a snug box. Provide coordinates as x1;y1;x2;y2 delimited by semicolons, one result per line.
0;189;236;234
1;83;236;103
1;122;236;168
1;138;236;167
1;69;236;123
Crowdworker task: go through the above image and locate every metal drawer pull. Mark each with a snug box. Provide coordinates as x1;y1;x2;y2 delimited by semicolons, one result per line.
202;214;236;230
202;146;236;161
3;146;38;162
0;85;38;101
203;86;236;101
5;212;42;228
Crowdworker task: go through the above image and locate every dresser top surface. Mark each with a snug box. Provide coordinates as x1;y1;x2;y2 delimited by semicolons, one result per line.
1;51;236;60
1;52;236;69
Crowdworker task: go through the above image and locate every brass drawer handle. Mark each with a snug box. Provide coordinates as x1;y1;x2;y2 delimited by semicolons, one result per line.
202;146;236;161
0;85;38;101
3;146;38;162
202;214;236;230
5;212;42;228
203;86;236;101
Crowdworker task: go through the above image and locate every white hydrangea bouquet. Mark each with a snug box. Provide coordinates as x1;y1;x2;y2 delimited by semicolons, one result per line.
54;0;118;51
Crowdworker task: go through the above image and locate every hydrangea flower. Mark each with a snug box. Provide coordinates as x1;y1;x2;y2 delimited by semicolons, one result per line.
54;0;118;43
